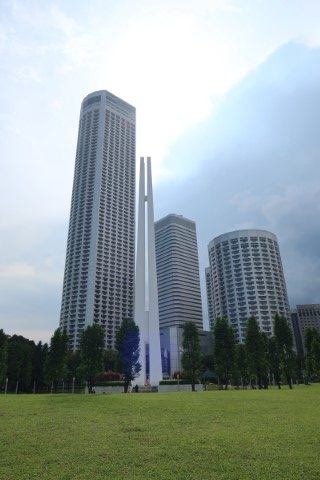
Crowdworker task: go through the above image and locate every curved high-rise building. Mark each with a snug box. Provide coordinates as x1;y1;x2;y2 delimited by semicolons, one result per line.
207;229;290;342
60;90;136;350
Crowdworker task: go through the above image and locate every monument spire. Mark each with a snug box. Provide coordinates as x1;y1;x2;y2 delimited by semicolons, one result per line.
135;157;162;385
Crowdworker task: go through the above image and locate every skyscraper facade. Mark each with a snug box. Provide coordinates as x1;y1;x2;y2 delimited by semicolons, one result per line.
296;304;320;348
155;214;203;330
290;310;304;356
205;266;214;330
207;229;290;342
60;90;136;350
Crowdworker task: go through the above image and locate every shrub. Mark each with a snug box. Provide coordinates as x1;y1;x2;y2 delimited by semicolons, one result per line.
94;381;125;387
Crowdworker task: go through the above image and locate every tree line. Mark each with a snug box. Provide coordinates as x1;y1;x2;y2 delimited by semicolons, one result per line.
1;313;320;393
181;314;320;390
0;318;140;393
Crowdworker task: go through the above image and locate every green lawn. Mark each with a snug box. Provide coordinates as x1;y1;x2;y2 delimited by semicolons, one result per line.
1;386;320;479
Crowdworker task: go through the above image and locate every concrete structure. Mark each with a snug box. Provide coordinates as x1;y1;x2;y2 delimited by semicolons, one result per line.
155;214;203;330
296;304;320;349
60;90;136;350
291;311;304;356
160;326;212;377
134;157;162;386
158;383;203;392
208;229;290;342
205;267;214;330
92;385;124;394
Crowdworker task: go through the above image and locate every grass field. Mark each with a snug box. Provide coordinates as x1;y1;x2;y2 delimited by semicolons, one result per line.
1;385;320;480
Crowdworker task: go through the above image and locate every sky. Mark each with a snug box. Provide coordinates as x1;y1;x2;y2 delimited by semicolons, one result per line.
1;0;320;341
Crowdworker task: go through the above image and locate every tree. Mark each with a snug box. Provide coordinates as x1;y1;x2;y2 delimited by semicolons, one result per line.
7;335;35;392
311;336;320;379
294;352;305;384
0;329;8;387
268;336;281;388
233;343;248;388
245;316;268;389
213;318;235;389
181;322;201;391
274;314;294;389
78;325;105;393
45;328;69;390
201;353;215;373
32;342;48;392
304;327;320;380
260;331;270;389
103;349;121;373
115;318;141;393
67;350;81;384
201;353;216;384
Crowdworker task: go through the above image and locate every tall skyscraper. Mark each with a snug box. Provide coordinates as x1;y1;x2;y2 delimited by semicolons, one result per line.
207;229;290;342
155;214;203;330
60;90;136;350
155;214;204;377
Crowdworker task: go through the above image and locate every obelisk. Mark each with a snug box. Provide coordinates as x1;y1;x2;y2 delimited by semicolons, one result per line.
134;157;162;386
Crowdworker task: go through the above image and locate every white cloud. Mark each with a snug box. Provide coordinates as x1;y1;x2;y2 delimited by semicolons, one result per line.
13;65;44;83
0;262;37;279
0;261;62;285
3;324;53;343
49;6;98;71
0;24;7;51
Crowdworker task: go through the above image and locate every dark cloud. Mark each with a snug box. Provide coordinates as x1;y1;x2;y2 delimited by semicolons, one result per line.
155;42;320;321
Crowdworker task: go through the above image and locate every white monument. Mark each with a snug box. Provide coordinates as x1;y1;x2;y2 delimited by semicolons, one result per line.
134;157;163;386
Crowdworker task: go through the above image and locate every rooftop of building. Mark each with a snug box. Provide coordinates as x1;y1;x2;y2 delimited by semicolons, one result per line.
155;213;196;231
81;90;136;115
208;228;277;250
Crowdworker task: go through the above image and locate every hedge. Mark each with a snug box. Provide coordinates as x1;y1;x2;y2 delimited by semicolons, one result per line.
94;381;125;387
159;380;201;385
